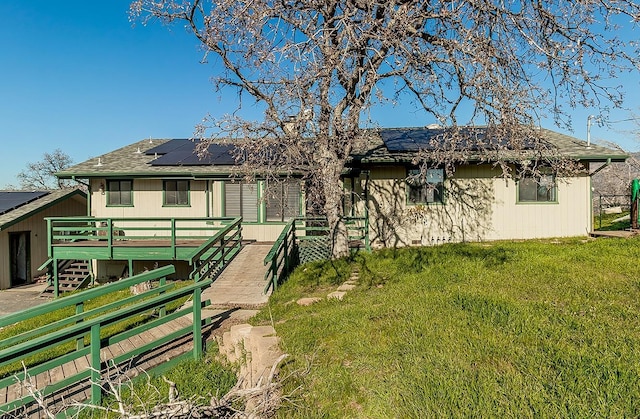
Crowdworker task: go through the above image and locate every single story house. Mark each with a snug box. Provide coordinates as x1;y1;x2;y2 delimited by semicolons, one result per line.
53;126;626;280
349;127;626;247
0;189;87;289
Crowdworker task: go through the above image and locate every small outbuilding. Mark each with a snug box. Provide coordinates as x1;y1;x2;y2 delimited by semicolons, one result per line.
0;189;87;289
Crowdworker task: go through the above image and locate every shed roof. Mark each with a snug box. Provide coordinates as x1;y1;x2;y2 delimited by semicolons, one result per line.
0;189;87;231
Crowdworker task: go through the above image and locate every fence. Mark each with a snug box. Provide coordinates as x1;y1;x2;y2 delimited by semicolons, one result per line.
0;265;210;415
263;216;369;294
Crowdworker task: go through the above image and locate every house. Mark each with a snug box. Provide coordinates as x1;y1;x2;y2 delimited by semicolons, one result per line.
0;189;87;289
53;127;626;281
348;127;627;247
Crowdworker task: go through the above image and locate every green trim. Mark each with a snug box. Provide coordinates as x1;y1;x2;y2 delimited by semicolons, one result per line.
516;176;558;204
405;168;446;206
257;180;264;223
220;181;226;217
106;179;134;207
205;180;210;217
162;179;191;207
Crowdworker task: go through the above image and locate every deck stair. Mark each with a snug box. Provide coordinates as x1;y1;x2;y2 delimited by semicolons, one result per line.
40;260;91;297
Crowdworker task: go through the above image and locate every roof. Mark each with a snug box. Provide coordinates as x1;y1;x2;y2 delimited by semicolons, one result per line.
56;127;627;179
0;191;49;215
0;189;87;231
353;127;628;164
57;139;241;179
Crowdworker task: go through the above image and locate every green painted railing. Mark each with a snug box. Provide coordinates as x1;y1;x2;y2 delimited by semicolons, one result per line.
263;219;297;294
42;217;242;296
263;216;369;294
189;217;243;281
0;265;211;416
45;216;240;259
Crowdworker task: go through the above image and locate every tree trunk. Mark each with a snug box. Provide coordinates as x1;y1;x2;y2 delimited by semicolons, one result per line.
320;149;349;259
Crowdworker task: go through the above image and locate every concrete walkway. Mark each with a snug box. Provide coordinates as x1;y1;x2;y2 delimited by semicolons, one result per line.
0;282;49;316
203;243;272;308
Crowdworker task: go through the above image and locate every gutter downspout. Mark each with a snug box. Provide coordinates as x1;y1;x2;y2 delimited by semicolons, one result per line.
72;176;91;216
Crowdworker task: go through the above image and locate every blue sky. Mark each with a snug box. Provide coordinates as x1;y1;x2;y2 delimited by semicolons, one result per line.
1;2;639;186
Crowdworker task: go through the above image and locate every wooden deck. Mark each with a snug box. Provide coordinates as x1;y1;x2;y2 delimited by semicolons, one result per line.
55;239;207;247
203;244;272;308
1;308;254;417
1;243;271;417
590;230;639;238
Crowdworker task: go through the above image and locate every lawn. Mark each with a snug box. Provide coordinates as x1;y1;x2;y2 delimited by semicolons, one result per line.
594;210;631;230
253;237;640;418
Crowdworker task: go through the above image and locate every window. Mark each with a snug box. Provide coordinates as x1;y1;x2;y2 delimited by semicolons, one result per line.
225;182;258;222
164;180;190;206
107;180;132;206
406;168;444;204
265;180;301;222
518;173;557;202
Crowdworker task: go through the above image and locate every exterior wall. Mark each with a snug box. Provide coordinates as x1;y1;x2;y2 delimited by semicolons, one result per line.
90;179;210;219
0;195;87;289
89;178;296;242
366;164;591;248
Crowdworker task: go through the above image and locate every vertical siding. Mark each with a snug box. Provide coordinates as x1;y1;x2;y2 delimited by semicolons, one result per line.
366;164;592;248
0;195;87;289
91;179;209;218
90;178;288;242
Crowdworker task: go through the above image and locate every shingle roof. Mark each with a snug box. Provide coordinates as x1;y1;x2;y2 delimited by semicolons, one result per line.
56;127;627;179
352;127;628;164
0;188;87;231
56;139;240;179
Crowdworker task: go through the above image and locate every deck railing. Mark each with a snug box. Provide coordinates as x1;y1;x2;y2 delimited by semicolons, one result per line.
263;219;297;294
189;217;243;281
0;265;210;416
263;216;369;294
46;216;240;259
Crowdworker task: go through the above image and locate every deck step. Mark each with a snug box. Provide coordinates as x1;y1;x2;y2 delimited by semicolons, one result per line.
40;260;91;297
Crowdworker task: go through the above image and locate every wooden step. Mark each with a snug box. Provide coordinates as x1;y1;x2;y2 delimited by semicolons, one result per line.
40;260;91;297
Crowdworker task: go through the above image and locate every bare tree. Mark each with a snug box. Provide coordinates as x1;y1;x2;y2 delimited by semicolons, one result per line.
130;0;639;258
17;149;74;190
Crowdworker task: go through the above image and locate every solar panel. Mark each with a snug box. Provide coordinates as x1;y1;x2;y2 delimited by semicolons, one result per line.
380;128;538;152
145;139;192;156
150;141;238;166
0;191;49;215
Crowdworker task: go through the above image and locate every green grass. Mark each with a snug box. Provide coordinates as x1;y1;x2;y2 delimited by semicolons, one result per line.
253;238;640;418
594;210;631;230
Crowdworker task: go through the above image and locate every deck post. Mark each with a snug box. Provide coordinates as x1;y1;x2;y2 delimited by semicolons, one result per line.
90;323;102;405
171;218;177;258
283;232;289;280
53;259;59;298
76;302;84;351
193;287;203;359
108;218;114;260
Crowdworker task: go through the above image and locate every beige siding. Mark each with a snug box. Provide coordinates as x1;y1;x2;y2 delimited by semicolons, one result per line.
90;178;293;242
91;179;210;218
0;195;87;289
366;164;592;248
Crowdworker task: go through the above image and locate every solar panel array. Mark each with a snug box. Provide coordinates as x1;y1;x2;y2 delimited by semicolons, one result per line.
379;127;538;152
0;191;49;215
147;140;237;166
